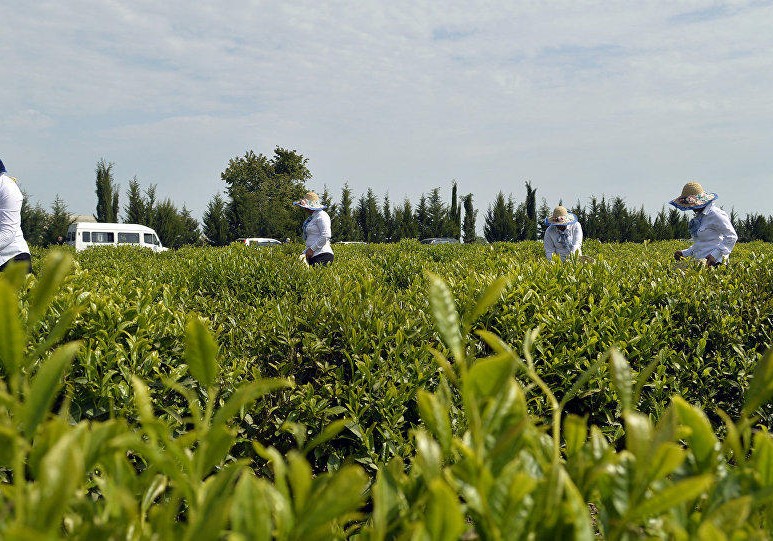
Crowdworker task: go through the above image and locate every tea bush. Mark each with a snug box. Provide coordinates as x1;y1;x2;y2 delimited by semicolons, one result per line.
2;248;773;538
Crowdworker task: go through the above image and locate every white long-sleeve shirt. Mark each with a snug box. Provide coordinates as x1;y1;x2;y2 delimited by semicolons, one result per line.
544;222;583;262
302;209;333;257
0;173;30;266
681;201;737;262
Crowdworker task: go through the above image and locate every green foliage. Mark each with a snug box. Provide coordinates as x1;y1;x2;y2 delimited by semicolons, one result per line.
1;241;772;538
223;148;309;241
94;158;119;223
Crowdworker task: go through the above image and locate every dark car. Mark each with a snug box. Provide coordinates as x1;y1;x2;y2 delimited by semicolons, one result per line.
420;237;461;245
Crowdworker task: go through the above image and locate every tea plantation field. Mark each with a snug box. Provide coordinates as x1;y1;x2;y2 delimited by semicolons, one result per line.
2;240;773;539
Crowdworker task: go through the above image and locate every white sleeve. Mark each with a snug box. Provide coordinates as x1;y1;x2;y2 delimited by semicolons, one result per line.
709;212;738;261
544;228;555;260
571;223;583;253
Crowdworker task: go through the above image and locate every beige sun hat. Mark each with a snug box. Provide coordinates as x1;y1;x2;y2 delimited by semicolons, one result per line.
545;205;578;226
293;191;328;210
669;182;717;211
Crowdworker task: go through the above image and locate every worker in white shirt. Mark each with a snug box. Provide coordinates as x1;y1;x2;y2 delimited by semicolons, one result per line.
544;205;583;262
293;191;334;266
670;182;737;267
0;158;32;273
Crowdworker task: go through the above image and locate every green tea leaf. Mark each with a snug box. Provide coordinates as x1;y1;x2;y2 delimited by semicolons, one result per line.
426;271;464;361
211;378;291;429
563;415;587;457
231;473;274;541
0;280;24;378
626;474;713;521
304;418;349;455
609;349;632;412
21;342;80;437
743;347;773;416
466;355;516;401
672;396;718;470
751;431;773;487
425;478;466;541
288;451;313;513
294;465;368;539
464;275;509;330
27;251;74;330
417;390;452;454
184;316;219;387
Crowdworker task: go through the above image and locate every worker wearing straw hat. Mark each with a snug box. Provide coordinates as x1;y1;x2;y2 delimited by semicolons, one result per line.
544;205;583;262
0;158;32;273
293;191;334;266
670;182;737;267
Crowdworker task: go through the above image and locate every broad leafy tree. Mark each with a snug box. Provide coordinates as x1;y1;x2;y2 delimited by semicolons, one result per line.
223;147;310;240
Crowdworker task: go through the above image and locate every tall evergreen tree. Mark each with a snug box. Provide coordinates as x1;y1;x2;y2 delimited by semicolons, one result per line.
355;188;383;242
124;177;146;224
450;181;462;239
94;158;119;222
461;194;477;243
415;195;429;240
44;195;73;246
144;184;158;228
20;191;48;247
484;192;517;242
524;181;538;240
203;193;230;246
537;197;551;239
382;193;395;242
333;183;359;241
426;187;450;238
393;198;417;240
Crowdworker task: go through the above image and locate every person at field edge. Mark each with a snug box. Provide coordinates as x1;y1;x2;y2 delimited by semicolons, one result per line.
0;158;32;273
544;205;583;262
670;182;737;267
293;191;333;266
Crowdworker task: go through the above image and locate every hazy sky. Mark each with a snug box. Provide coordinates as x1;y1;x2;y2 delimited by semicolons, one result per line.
2;1;772;222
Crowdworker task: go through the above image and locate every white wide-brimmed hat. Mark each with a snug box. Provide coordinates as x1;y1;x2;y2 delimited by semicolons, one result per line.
669;182;717;211
545;205;577;226
293;191;328;210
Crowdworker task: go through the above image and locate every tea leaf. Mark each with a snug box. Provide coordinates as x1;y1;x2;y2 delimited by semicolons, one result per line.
0;280;24;377
21;342;80;437
426;271;464;361
417;390;452;454
27;251;73;330
609;349;632;412
743;347;773;417
184;316;219;388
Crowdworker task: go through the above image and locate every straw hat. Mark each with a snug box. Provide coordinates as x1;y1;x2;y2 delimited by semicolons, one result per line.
669;182;717;211
293;191;328;210
545;205;577;226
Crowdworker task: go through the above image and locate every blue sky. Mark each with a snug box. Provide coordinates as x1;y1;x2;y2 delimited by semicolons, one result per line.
2;1;772;222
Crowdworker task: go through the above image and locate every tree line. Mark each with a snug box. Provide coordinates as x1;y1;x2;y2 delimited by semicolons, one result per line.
19;147;773;247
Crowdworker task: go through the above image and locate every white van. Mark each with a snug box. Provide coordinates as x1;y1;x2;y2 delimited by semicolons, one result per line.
66;222;167;252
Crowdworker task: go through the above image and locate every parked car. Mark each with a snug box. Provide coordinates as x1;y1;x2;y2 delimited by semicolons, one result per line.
420;237;461;245
66;222;167;252
235;237;283;247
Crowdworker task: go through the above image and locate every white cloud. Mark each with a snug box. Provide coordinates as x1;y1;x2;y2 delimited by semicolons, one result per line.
2;1;772;220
